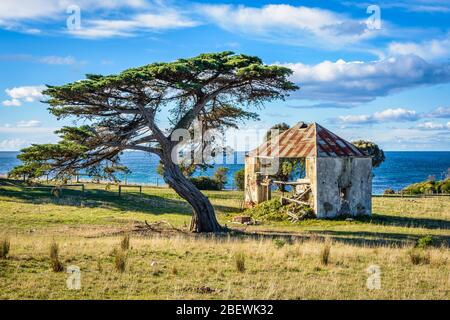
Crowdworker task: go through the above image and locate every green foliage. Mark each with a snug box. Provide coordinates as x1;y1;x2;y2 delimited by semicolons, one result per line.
234;168;245;191
189;176;221;190
402;179;450;195
213;167;229;190
273;239;286;248
265;122;290;141
416;235;433;249
246;199;287;221
351;140;385;168
0;238;10;259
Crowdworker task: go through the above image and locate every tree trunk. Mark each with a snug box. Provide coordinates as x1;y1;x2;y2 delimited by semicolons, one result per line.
162;158;222;233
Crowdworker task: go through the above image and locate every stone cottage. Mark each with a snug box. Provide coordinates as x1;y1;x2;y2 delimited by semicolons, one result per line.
244;122;372;218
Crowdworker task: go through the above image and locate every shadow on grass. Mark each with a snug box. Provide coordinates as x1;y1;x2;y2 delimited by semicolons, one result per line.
0;179;191;216
0;178;241;216
369;213;450;230
223;228;450;248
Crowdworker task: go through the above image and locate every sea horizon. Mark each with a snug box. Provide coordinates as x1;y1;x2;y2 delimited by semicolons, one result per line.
1;150;449;195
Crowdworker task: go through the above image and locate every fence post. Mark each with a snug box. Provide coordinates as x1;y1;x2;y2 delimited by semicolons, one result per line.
119;185;122;197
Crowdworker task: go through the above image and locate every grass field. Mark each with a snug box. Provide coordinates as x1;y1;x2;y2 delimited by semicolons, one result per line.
0;179;449;299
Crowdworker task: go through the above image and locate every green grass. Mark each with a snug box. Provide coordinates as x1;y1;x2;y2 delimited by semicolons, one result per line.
0;179;449;299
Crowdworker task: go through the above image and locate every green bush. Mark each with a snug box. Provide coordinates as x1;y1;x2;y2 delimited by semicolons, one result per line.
403;180;437;195
189;176;221;190
437;179;450;193
246;198;287;221
416;235;433;249
234;168;245;191
213;167;229;190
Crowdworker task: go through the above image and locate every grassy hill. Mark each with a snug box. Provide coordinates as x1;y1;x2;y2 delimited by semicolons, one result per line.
0;179;449;299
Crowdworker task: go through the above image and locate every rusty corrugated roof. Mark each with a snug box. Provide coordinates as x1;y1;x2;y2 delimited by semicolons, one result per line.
248;122;367;158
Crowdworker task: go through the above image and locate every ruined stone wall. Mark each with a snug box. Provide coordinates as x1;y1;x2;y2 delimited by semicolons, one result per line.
314;157;372;218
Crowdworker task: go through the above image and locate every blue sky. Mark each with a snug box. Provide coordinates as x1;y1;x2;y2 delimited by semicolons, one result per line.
1;0;450;151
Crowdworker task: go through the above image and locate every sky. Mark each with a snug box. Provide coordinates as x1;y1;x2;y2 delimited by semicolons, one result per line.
0;0;450;151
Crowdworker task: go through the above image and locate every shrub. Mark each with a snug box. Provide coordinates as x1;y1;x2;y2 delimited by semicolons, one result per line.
416;235;433;249
246;199;287;221
115;249;127;273
120;233;130;250
50;241;64;272
213;167;229;190
320;241;331;266
409;249;430;265
0;238;10;259
437;179;450;194
402;180;438;195
234;168;245;191
189;176;221;190
234;252;246;273
383;188;395;195
273;239;286;248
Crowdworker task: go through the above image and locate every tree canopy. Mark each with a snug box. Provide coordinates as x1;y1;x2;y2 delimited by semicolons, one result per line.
352;140;385;168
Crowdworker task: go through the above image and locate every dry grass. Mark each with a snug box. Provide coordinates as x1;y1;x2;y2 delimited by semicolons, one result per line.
0;235;448;299
0;182;449;299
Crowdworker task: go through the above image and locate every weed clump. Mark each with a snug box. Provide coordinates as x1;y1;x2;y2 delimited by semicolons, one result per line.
273;239;286;248
120;233;130;251
409;249;430;265
234;252;246;273
115;249;127;273
0;238;10;259
50;241;64;272
320;241;331;266
416;236;433;249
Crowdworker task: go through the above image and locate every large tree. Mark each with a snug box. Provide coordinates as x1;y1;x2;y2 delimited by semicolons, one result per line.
351;140;385;168
10;52;297;233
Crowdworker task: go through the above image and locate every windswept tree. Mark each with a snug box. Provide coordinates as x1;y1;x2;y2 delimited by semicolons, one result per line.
10;52;297;233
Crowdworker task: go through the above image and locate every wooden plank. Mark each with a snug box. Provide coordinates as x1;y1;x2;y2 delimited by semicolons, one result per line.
281;197;309;206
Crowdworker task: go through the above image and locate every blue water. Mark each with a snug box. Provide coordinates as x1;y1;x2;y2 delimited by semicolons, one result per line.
1;151;449;194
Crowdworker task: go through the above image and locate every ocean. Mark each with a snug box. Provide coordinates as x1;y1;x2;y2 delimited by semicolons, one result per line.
0;151;449;194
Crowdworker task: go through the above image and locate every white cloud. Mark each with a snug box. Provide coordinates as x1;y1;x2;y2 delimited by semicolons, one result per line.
68;10;198;39
416;121;450;130
0;0;147;21
16;120;42;128
2;85;46;106
280;55;450;103
0;138;27;151
335;108;420;124
38;55;77;65
198;4;377;48
388;36;450;61
427;107;450;119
